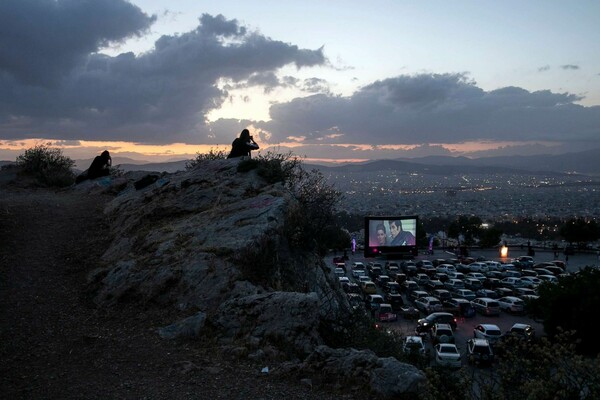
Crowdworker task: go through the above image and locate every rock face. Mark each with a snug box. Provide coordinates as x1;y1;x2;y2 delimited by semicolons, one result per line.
85;158;425;397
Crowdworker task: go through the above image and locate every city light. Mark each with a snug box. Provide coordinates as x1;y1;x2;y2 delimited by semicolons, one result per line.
500;245;509;258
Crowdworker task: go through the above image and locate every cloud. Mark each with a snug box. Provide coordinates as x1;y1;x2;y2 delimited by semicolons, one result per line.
538;65;551;72
561;64;580;70
0;8;326;144
0;0;156;87
261;73;600;145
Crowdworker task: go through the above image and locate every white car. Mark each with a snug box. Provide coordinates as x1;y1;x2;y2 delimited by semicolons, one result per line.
497;296;525;313
338;276;350;284
434;343;462;368
466;272;487;282
334;267;345;276
469;262;489;273
474;324;502;344
500;277;524;288
537;274;558;284
485;261;502;271
520;276;542;289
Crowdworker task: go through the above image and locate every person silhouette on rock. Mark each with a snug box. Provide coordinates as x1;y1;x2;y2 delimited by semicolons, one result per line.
76;150;112;183
227;129;259;159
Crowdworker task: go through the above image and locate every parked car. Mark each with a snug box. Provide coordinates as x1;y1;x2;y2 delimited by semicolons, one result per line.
471;297;501;316
416;312;457;333
342;282;361;294
466;338;494;366
415;296;443;314
383;281;401;294
434;343;462;368
409;290;430;304
464;278;484;291
446;272;465;280
475;288;498;299
375;274;391;287
469;262;489;273
496;296;525;313
443;298;476;318
403;335;426;356
453;288;476;301
401;280;419;293
360;281;378;294
415;273;431;286
431;323;455;344
507;323;535;340
466;272;487;282
485;261;502;271
436;264;457;274
445;278;465;291
473;324;502;344
514;287;537;298
401;260;418;275
513;256;534;269
365;294;384;312
431;289;452;302
375;303;398;322
495;287;514;297
423;279;445;292
384;292;404;311
500;277;524;289
334;267;345;276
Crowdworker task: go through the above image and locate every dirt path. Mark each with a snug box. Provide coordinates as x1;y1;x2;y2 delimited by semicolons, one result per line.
0;187;360;399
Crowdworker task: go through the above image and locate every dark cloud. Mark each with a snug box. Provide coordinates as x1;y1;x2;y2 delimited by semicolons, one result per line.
261;73;600;145
0;0;156;87
561;64;580;70
0;9;326;144
538;65;551;72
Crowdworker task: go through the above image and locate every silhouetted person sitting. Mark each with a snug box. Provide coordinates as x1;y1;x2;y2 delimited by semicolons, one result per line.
227;129;259;158
76;150;112;183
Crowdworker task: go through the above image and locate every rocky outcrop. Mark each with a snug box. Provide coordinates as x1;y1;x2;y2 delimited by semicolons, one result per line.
84;158;425;397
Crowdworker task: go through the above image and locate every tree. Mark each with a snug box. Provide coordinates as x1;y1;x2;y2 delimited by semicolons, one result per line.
447;216;482;245
16;144;75;187
559;218;600;248
529;267;600;356
478;227;503;248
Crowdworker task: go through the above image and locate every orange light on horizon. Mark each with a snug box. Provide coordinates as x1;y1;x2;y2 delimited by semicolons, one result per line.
500;245;509;258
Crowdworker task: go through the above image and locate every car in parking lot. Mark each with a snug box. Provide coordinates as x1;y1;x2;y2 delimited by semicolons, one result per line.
408;290;430;304
514;287;537;298
401;280;419;293
434;343;462;368
469;262;489;273
431;323;455;344
403;335;426;356
520;276;542;289
463;277;483;291
384;292;404;311
375;303;398;322
475;288;498;299
537;274;558;284
416;312;457;333
443;298;476;318
453;288;476;301
466;272;487;282
466;338;494;366
414;296;443;314
474;324;502;344
507;323;535;340
365;294;384;312
500;277;524;289
361;281;378;294
445;278;465;291
471;298;501;316
431;289;452;302
497;296;525;313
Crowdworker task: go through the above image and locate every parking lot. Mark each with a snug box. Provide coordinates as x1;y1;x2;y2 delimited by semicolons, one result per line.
329;247;599;367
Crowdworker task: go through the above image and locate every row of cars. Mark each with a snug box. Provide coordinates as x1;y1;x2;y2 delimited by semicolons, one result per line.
405;311;535;368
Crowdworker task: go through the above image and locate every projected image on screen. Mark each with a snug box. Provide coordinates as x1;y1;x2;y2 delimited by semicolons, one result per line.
364;216;418;258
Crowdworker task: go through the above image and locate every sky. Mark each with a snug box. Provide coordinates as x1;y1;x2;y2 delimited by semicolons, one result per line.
1;0;599;163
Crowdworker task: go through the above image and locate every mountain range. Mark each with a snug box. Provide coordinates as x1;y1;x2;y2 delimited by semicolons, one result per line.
3;148;599;176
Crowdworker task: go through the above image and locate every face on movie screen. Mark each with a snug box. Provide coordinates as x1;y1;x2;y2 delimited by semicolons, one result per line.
367;217;417;248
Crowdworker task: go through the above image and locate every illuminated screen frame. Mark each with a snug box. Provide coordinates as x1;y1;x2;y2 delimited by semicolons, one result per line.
364;216;418;258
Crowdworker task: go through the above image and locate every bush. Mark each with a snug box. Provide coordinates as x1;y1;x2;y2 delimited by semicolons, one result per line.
16;144;75;187
185;148;227;170
237;151;302;184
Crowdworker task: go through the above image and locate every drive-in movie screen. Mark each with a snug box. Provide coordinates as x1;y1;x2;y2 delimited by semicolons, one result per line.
364;216;418;258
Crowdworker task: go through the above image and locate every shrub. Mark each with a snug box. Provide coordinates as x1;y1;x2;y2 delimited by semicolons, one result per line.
16;144;75;187
185;148;227;170
237;151;302;184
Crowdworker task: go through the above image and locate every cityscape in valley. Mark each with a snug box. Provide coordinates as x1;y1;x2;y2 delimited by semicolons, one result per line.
322;167;599;220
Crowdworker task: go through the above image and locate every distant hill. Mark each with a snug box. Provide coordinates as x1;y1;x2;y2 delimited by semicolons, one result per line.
400;149;600;175
304;148;600;176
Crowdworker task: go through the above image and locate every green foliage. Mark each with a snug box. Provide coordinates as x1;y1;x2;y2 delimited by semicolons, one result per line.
185;148;227;170
284;166;343;255
321;311;405;359
15;144;75;187
559;218;600;245
237;151;302;184
531;266;600;356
